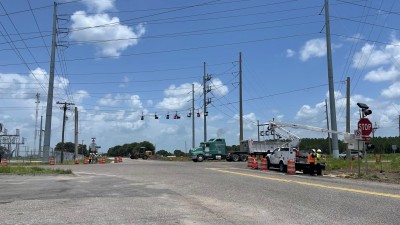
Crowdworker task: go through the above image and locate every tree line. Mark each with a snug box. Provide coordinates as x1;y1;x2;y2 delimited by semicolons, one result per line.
53;136;400;158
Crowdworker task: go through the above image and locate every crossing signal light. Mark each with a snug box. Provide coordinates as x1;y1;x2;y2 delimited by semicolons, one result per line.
362;109;372;117
366;143;375;150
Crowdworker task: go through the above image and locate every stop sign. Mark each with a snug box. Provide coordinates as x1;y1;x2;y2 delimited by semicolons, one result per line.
358;118;372;136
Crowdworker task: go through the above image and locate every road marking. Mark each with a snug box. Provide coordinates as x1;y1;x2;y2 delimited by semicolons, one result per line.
215;169;400;199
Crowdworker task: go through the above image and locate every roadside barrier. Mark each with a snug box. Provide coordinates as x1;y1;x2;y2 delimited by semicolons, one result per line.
100;157;106;164
260;158;268;171
247;156;253;168
83;157;88;164
74;159;79;164
354;154;358;160
49;156;55;165
1;158;7;167
287;159;296;175
114;157;118;163
252;157;258;169
118;156;122;163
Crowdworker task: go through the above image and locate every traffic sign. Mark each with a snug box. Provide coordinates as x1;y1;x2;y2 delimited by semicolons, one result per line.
358;118;373;136
354;129;362;140
362;136;371;142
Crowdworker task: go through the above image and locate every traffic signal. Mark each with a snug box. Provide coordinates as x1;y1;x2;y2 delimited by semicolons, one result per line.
197;112;200;117
174;114;177;119
155;114;158;119
141;116;144;120
366;143;375;150
204;111;208;116
362;109;372;117
187;112;191;117
166;114;170;119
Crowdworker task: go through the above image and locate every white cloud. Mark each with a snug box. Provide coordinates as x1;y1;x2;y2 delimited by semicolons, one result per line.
286;49;295;57
157;82;202;111
299;38;341;61
364;66;400;82
70;12;145;57
299;38;326;61
128;95;143;109
210;78;229;97
381;82;400;98
352;39;400;69
82;0;115;13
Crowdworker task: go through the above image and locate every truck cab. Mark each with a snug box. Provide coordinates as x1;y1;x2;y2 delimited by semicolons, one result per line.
191;138;226;162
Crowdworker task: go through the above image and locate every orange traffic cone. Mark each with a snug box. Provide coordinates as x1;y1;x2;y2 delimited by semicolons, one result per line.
253;157;258;169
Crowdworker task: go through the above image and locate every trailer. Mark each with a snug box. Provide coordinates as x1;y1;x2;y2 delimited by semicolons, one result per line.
226;140;282;162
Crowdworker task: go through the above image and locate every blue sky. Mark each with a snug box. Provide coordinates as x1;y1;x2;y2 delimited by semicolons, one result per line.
1;0;399;154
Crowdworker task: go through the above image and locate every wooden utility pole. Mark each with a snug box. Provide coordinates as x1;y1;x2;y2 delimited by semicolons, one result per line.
57;101;75;163
203;62;207;142
192;84;195;148
346;77;351;160
74;107;78;160
325;99;331;155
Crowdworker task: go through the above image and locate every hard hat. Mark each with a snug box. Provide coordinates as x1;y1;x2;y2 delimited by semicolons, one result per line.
317;149;322;153
312;149;316;152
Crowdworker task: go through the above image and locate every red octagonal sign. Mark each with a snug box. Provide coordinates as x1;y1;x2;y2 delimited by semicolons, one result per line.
358;118;373;136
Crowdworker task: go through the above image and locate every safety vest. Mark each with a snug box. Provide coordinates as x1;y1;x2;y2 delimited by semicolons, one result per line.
316;153;321;160
308;153;316;163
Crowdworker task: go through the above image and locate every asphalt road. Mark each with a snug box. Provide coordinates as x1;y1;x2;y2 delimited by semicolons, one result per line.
1;159;399;225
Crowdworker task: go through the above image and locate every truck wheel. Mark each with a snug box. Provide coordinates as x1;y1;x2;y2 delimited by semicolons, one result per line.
197;155;204;162
267;159;271;169
192;159;198;162
240;155;248;162
279;161;286;172
232;154;240;162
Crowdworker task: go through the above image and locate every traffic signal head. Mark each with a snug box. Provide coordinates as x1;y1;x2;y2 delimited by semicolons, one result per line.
362;109;372;117
155;115;158;119
140;116;144;120
366;143;375;150
197;112;200;117
166;114;170;119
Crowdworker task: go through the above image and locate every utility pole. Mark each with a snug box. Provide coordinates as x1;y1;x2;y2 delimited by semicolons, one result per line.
203;62;207;142
34;93;40;156
257;120;260;141
38;115;43;157
203;63;212;142
57;101;75;163
74;107;78;160
325;99;331;155
324;0;340;158
192;84;195;148
239;52;243;143
346;77;351;160
43;2;57;162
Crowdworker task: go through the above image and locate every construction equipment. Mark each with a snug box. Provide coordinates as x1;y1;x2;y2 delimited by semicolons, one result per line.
130;147;153;160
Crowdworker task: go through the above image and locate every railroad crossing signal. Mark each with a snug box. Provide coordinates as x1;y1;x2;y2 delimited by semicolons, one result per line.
358;118;372;136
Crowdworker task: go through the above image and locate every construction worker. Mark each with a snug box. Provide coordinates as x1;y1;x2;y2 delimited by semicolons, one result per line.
316;149;324;175
308;149;316;176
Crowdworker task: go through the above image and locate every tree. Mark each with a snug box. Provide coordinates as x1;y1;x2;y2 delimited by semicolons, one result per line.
174;149;184;157
156;150;170;157
55;142;75;153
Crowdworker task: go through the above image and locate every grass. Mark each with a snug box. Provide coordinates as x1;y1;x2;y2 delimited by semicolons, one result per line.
325;154;400;173
0;166;72;175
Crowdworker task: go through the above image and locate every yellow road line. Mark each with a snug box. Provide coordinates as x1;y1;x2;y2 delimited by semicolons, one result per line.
215;169;400;199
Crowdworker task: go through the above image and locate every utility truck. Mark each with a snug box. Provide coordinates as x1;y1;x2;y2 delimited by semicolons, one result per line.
191;138;227;162
265;121;328;173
